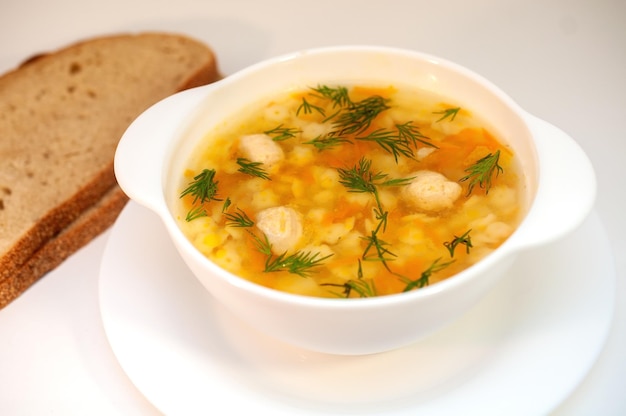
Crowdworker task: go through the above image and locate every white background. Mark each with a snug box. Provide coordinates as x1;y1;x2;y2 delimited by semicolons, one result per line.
0;0;624;414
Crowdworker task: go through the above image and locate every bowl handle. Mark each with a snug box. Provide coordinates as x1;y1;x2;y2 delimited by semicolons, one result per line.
114;86;209;216
512;112;596;249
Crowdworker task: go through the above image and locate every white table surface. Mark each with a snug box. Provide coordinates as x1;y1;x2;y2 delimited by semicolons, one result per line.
1;0;624;414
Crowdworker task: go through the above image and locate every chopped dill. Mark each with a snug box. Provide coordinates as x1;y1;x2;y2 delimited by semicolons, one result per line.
395;121;436;149
264;250;334;277
401;258;455;292
185;205;208;222
433;107;461;122
223;207;255;228
361;226;397;269
321;260;378;298
356;128;416;162
180;168;221;205
264;124;301;141
236;157;271;180
303;135;352;150
460;150;503;195
180;169;221;222
337;157;413;268
443;229;473;257
310;84;352;108
296;97;326;117
332;95;390;136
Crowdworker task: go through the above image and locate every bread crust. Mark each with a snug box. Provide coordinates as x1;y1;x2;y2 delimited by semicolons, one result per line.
0;186;128;308
0;32;220;307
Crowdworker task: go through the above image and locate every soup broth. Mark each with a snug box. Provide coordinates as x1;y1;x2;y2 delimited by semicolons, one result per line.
175;84;523;298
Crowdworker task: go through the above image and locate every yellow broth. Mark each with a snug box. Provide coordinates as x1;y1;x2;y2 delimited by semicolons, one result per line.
175;84;523;298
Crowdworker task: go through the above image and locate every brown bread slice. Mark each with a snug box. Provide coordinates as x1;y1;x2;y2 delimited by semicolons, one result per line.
0;32;221;306
0;186;128;308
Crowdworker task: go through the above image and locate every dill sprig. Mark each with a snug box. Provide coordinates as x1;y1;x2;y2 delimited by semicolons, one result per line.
361;224;397;269
356;123;434;162
236;157;271;180
356;128;416;162
250;229;333;276
401;258;455;292
337;157;378;195
322;276;378;298
337;157;413;213
249;231;273;256
321;260;377;298
264;124;301;141
304;86;435;161
264;250;334;277
443;229;473;257
459;150;503;195
296;97;326;117
311;85;352;108
395;121;436;148
223;207;255;228
185;205;208;222
303;135;352;151
337;157;412;268
332;95;390;136
180;168;221;204
180;169;222;222
337;157;412;234
433;107;461;122
344;276;377;298
222;197;232;212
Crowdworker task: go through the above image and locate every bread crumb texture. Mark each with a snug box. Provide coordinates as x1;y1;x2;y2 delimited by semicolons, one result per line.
0;32;219;304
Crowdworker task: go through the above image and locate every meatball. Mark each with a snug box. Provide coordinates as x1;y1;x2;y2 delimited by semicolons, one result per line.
403;170;462;212
238;133;284;168
256;206;303;254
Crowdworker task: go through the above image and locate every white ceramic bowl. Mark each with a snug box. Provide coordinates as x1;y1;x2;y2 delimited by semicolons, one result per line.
114;46;595;355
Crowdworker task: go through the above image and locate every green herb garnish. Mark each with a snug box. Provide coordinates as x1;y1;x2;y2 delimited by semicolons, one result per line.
321;260;378;298
401;258;455;292
223;207;255;228
361;225;397;268
250;230;333;277
443;229;473;257
180;168;221;204
311;85;352;108
236;157;271;180
264;124;300;141
344;276;377;298
337;157;413;268
303;135;352;151
337;157;413;218
395;121;436;149
356;123;435;162
355;128;415;162
264;250;334;277
250;231;273;256
300;86;434;161
180;169;221;222
433;107;461;122
323;276;378;298
332;95;390;136
185;205;208;222
296;97;326;117
459;150;503;195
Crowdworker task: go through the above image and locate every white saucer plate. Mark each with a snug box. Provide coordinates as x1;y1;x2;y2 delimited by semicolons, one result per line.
99;202;615;415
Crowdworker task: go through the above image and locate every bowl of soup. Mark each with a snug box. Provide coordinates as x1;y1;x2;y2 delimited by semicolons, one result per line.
114;46;595;355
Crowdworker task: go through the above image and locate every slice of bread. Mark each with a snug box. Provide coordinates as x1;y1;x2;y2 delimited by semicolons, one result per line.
0;186;128;308
0;32;221;307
